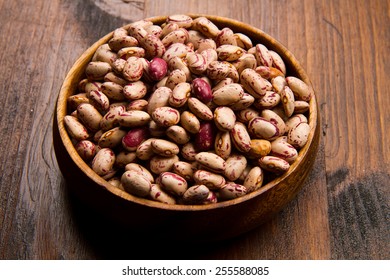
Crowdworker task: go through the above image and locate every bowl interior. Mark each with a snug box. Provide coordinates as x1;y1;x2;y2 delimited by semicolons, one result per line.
56;14;319;212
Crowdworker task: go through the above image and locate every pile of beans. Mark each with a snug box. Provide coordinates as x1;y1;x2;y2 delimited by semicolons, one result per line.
64;15;313;205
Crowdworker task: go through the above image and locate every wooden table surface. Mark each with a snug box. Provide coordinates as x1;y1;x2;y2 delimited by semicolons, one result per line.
0;0;388;260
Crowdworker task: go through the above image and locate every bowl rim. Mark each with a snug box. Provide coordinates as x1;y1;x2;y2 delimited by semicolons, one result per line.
56;14;318;212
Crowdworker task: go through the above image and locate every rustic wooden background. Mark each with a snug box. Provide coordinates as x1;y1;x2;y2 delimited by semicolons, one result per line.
0;0;388;259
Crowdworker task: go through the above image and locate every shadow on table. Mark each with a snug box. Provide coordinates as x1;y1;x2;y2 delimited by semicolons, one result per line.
65;186;247;260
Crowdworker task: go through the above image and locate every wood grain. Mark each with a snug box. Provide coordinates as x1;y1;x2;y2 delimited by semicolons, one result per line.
0;0;388;260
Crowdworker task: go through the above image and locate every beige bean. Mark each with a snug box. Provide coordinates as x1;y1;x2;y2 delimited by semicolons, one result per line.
258;156;290;174
285;114;308;132
167;56;191;81
139;34;165;59
165;69;187;90
85;61;112;80
121;170;151;197
230;122;252;152
193;17;220;38
293;100;310;113
77;103;103;132
135;138;156;160
233;33;253;50
214;106;236;131
169;82;191;107
280;86;295;117
149;155;179;174
195;152;226;173
193;170;226;190
100;81;125;101
112;27;128;38
125;163;155;183
219;183;247;200
255;91;281;109
111;58;126;73
181;142;197;161
240;68;268;98
98;127;127;148
172;161;195;182
145;24;163;37
187;30;206;49
180;111;201;134
182;185;210;204
212;83;244;106
200;48;218;66
271;76;287;94
149;184;176;204
122;56;143;82
167;14;193;28
254;43;273;67
214;131;232;159
67;93;89;111
107;177;123;190
187;97;213;121
100;105;125;131
64;115;90;141
286;76;313;101
147;86;172;114
287;122;310;148
212;77;233;92
232;53;257;75
186;52;208;75
269;50;286;75
92;148;116;177
84;81;102;95
271;137;298;163
248;117;280;140
230;92;255;111
108;35;138;52
215;27;237;46
261;109;287;135
123;81;148;100
162;43;191;62
216;44;245;61
115;151;137;168
151;139;180;157
159;172;188;196
255;65;284;80
162;28;189;47
224;154;248;181
166;125;191;144
236;108;260;124
243;166;264;193
160;22;179;39
126;99;148;111
75;140;96;162
117;47;145;59
206;60;232;81
118;110;151;127
151;106;180;127
88;90;110;113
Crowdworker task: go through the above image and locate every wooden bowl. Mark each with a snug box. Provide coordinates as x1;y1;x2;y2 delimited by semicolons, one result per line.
53;14;320;242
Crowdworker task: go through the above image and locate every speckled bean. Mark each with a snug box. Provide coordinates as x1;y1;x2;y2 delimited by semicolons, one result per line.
159;172;188;196
125;163;155;183
287;122;310;148
149;155;179;174
75;140;96;162
166;125;191;144
195;152;226;173
149;184;176;204
151;106;180;127
123;81;148;100
77;103;103;132
230;122;252;153
182;185;210;204
63;115;90;141
243;166;264;193
219;183;247;200
187;97;213;121
98;127;127;148
258;156;290;174
224;154;248;181
92;148;116;177
121;170;151;197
